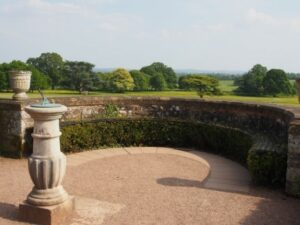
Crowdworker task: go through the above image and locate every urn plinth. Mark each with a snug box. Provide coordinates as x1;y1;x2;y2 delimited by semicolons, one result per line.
24;104;69;206
9;70;31;100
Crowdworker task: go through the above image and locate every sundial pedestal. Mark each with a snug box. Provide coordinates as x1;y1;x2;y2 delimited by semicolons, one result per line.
19;104;74;225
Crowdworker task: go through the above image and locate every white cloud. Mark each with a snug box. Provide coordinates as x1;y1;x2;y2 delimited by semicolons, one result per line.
246;8;300;31
96;13;143;32
26;0;82;14
1;0;113;16
191;23;233;33
160;29;170;39
1;0;143;34
1;0;87;16
289;19;300;30
247;8;278;26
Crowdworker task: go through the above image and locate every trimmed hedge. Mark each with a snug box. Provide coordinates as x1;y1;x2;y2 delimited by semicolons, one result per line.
25;118;287;186
60;118;252;165
247;150;287;186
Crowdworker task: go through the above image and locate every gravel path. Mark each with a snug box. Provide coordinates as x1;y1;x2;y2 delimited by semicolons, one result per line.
0;148;299;225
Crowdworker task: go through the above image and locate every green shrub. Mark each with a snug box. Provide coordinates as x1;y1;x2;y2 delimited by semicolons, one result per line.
60;118;252;163
103;104;119;118
295;176;300;193
247;150;287;186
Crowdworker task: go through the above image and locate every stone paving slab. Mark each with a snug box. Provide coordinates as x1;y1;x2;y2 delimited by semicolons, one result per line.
67;147;251;194
189;150;251;193
70;197;125;225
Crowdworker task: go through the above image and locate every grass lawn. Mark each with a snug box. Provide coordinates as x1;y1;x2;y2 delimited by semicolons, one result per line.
0;80;298;107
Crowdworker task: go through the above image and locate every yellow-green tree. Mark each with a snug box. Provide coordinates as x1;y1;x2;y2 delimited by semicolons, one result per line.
179;75;221;98
108;68;135;93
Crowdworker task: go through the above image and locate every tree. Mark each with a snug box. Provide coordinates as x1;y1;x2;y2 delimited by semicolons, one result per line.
149;73;167;91
27;52;64;89
141;62;177;89
107;68;135;93
8;60;29;70
0;71;7;91
263;69;293;96
62;61;95;93
95;72;111;91
0;63;10;91
129;70;150;91
29;66;50;91
179;74;221;98
235;64;267;96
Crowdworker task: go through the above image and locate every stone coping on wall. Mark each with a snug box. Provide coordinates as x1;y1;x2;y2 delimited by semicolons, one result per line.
18;96;298;138
0;96;294;122
0;96;295;139
0;96;298;136
9;96;297;116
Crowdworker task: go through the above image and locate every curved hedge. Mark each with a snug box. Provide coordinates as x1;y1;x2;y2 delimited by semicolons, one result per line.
247;150;287;185
61;119;252;163
59;118;286;186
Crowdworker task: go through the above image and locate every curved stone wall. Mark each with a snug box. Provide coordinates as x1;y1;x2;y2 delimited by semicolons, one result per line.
34;97;294;137
1;96;300;196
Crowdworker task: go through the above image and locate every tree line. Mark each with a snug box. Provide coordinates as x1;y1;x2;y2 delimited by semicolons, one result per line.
0;52;297;97
0;52;179;93
234;64;295;97
0;52;221;97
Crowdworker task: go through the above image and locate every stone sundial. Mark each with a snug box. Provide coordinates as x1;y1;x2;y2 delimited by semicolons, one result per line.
31;89;62;108
19;91;74;225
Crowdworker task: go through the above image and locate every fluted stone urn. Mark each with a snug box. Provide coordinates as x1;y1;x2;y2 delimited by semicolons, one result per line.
9;70;31;100
24;104;69;206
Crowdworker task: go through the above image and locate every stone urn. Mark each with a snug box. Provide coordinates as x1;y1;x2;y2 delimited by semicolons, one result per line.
24;104;69;206
9;70;31;100
296;78;300;103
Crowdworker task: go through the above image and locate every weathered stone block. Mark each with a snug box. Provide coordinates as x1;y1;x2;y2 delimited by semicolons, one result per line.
19;196;74;225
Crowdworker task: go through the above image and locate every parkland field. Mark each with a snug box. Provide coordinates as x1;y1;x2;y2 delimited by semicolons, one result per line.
0;80;298;107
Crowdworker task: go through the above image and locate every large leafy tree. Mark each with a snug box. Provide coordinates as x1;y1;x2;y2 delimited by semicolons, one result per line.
0;62;11;91
29;66;50;91
235;64;267;96
27;52;64;89
263;69;293;96
129;70;150;91
8;60;29;70
95;72;111;91
149;73;167;91
62;61;96;93
0;71;7;91
179;74;221;98
141;62;177;89
107;68;135;93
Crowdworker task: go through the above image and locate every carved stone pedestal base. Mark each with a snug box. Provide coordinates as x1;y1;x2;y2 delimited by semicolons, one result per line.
19;196;74;225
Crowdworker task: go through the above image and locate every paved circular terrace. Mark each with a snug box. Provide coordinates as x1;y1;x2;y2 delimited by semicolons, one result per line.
0;147;300;225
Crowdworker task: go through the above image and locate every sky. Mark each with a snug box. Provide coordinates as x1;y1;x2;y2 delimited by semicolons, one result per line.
0;0;300;72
